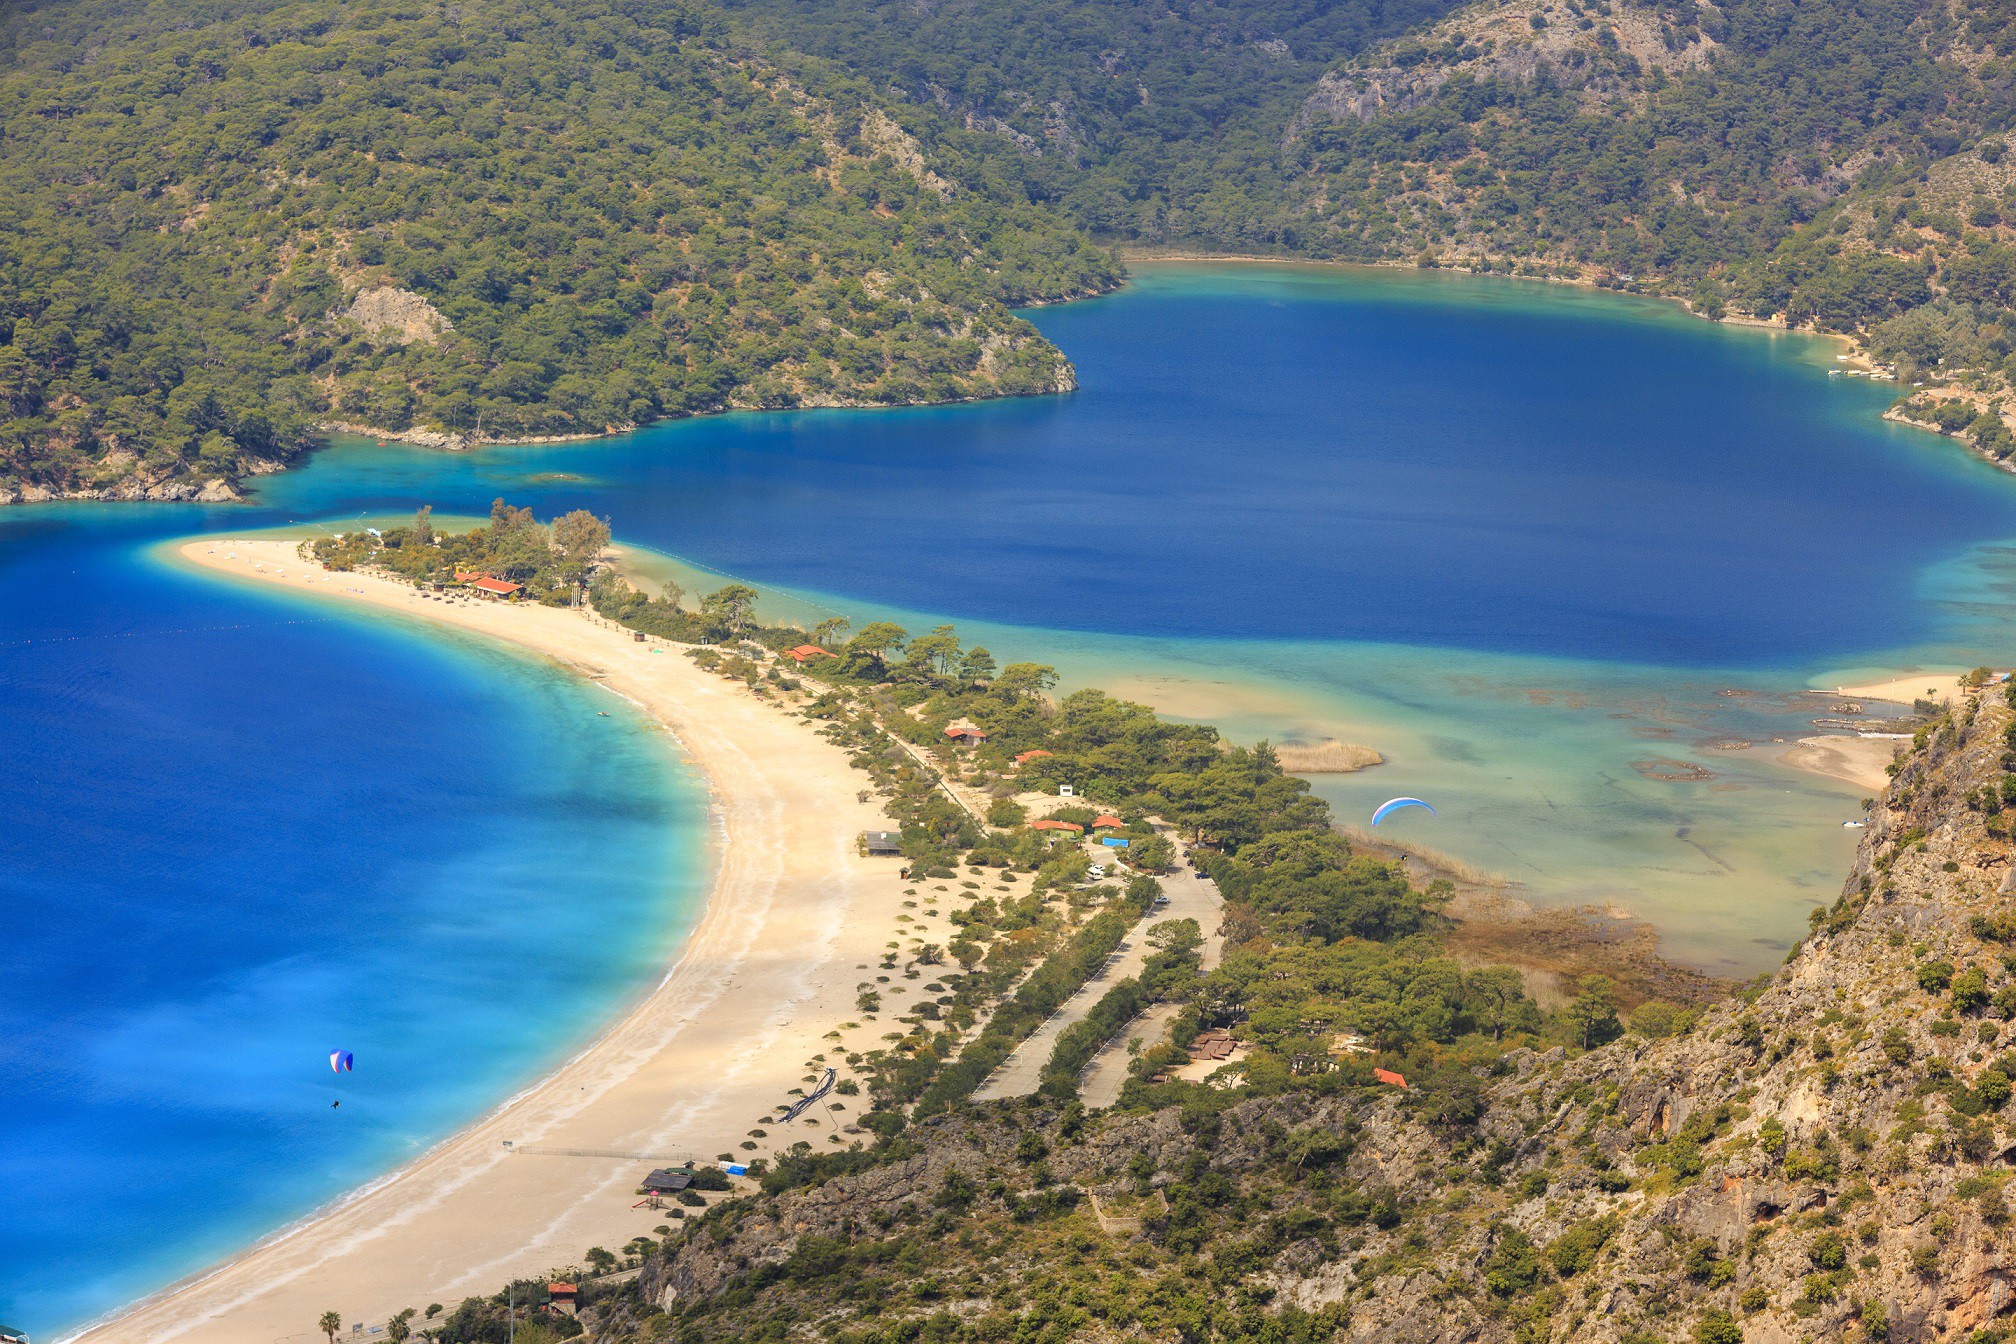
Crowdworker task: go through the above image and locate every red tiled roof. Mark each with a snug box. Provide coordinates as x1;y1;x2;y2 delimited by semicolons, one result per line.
1373;1068;1408;1088
1092;815;1124;829
1031;819;1084;833
471;577;521;595
548;1283;579;1296
945;725;988;739
1014;749;1054;764
785;644;835;662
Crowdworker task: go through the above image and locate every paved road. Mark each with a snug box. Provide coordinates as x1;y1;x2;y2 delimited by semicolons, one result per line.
1077;1002;1183;1109
973;863;1221;1101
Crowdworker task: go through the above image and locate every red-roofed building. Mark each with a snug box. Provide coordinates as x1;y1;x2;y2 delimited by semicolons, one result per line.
1031;819;1084;834
944;721;989;746
1373;1068;1408;1088
785;644;836;664
1014;749;1055;765
470;576;522;598
548;1282;579;1315
1092;815;1124;830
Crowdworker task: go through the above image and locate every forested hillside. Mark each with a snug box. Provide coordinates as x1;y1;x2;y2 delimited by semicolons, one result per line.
516;652;2016;1344
0;0;1117;501
714;0;2016;462
712;0;1469;244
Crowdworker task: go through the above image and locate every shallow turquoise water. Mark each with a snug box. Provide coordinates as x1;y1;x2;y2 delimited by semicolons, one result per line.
0;512;709;1337
10;261;2016;1335
258;262;2016;966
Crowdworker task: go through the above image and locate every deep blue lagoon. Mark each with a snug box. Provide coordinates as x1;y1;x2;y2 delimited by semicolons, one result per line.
10;263;2016;1336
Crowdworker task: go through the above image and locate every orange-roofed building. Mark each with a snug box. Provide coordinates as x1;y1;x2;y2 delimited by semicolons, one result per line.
1373;1068;1408;1088
1031;819;1084;833
944;722;988;746
1015;749;1055;764
548;1282;579;1314
1092;815;1124;829
470;576;522;597
785;644;836;663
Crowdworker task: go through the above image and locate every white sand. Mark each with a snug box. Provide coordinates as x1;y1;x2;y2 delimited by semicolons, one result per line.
1770;735;1900;793
76;538;907;1344
1830;672;1966;706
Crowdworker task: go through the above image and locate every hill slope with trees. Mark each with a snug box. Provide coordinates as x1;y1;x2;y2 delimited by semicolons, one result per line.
711;0;2016;463
0;0;1118;502
554;648;2016;1344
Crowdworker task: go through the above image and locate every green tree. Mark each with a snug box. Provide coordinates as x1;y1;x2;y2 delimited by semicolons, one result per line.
1562;975;1622;1050
319;1312;342;1344
844;621;910;671
552;510;612;563
1466;967;1528;1042
1695;1309;1744;1344
958;645;998;683
701;584;760;640
1129;833;1175;872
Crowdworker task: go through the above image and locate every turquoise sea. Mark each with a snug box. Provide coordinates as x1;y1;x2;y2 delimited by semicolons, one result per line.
10;262;2016;1335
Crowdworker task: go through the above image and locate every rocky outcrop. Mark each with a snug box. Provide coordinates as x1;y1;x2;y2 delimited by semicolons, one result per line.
1;472;250;505
339;285;453;345
1293;0;1718;135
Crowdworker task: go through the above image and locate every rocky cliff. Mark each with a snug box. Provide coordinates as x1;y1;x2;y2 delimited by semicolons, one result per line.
585;681;2016;1344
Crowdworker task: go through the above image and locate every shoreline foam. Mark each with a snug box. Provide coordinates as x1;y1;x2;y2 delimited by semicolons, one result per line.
72;536;906;1344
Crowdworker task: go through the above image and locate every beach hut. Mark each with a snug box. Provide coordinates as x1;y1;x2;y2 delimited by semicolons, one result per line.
470;576;522;599
784;644;836;664
643;1168;695;1194
862;830;903;856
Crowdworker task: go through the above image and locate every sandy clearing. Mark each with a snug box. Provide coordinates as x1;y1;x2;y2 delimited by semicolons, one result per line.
1770;734;1901;794
1830;672;1966;707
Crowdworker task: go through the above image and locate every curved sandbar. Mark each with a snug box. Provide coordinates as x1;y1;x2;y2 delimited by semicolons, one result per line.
77;536;894;1344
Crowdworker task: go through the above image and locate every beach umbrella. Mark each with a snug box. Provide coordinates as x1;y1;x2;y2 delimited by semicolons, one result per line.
330;1049;355;1074
1371;797;1436;827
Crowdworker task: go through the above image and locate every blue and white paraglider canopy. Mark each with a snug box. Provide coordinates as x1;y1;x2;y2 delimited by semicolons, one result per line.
330;1050;355;1074
1371;797;1437;827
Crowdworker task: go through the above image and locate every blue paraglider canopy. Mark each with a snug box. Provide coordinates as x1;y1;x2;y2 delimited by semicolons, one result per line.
1371;797;1436;827
330;1050;354;1074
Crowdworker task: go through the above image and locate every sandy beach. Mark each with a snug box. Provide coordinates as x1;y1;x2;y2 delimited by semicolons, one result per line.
76;537;903;1344
1831;672;1965;706
1771;734;1900;793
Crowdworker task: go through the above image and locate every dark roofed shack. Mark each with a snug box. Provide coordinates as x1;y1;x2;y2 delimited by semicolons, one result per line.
643;1167;695;1193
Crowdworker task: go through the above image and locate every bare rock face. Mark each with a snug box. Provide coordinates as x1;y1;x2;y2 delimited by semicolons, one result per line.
858;110;955;198
341;286;453;345
1293;0;1718;135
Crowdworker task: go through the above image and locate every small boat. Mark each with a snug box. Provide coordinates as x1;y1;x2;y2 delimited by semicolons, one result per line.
598;712;610;717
